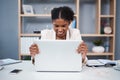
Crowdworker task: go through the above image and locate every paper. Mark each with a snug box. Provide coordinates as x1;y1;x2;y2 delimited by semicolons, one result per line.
86;59;117;67
0;58;22;66
0;66;4;70
86;60;104;67
98;59;117;65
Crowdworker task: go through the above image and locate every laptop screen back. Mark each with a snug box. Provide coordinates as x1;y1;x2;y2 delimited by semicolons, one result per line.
34;40;82;72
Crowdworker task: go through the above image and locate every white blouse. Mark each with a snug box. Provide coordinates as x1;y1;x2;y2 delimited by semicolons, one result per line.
41;28;83;42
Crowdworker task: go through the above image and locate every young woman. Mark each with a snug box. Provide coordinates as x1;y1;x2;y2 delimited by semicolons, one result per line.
29;6;88;63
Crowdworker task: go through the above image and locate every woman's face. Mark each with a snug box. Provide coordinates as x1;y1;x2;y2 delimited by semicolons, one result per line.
53;19;70;39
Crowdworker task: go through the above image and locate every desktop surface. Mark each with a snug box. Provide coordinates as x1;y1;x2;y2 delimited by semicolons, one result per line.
0;61;120;80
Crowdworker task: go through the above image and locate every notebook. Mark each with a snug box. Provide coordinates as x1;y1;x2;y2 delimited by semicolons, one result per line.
34;40;82;72
86;59;117;67
0;58;22;66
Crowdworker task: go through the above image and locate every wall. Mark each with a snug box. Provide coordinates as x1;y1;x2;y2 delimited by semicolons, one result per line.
0;0;18;59
0;0;120;60
115;0;120;60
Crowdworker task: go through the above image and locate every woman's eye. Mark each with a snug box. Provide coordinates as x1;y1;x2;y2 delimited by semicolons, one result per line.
62;25;67;27
55;25;59;27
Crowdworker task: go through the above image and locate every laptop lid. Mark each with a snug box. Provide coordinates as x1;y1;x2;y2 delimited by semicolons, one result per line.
34;40;82;72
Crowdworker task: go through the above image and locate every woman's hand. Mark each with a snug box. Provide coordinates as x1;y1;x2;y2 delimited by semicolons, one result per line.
77;42;88;62
29;44;39;57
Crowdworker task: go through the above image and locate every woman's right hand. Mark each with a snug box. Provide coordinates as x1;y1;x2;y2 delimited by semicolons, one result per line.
29;44;39;57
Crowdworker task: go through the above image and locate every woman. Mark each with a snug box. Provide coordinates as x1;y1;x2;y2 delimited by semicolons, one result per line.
29;6;88;63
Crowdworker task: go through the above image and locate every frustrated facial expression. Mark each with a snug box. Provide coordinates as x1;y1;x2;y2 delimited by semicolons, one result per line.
53;19;70;39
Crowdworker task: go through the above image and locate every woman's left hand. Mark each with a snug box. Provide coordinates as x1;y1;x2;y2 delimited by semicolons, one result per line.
77;42;88;61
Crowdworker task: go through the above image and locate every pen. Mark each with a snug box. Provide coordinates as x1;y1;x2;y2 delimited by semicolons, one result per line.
32;57;35;65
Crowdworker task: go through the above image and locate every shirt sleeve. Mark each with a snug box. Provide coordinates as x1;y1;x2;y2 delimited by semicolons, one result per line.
70;28;83;43
41;30;48;40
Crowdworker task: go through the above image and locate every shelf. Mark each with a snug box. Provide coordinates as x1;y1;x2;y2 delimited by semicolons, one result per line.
21;34;114;37
81;34;114;37
20;14;51;17
19;0;116;60
100;15;115;18
20;14;77;17
20;54;30;56
21;34;41;37
87;52;114;56
20;52;114;56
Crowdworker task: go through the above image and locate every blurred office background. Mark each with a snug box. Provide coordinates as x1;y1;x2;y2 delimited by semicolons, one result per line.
0;0;120;59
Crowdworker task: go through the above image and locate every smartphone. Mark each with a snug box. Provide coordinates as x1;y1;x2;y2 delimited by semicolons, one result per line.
10;69;22;74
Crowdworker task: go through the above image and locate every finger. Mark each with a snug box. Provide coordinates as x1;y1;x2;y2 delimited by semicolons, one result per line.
30;52;35;57
77;48;87;53
80;42;86;46
82;52;86;60
30;49;39;54
29;48;39;55
76;48;81;53
31;44;36;47
81;46;88;51
80;44;87;48
30;45;39;50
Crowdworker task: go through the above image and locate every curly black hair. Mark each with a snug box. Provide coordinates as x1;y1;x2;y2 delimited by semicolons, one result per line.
51;6;74;21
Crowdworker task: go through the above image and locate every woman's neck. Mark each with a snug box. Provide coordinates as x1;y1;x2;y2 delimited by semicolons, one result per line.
56;36;66;40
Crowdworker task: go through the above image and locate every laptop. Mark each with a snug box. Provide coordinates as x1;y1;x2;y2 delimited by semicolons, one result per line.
34;40;82;72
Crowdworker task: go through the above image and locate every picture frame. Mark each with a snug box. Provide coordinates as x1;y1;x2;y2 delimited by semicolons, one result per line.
22;5;34;14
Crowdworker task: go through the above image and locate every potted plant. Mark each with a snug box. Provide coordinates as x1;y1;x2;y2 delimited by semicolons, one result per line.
92;39;105;53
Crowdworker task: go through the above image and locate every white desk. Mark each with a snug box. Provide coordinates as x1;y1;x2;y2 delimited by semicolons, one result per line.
0;61;120;80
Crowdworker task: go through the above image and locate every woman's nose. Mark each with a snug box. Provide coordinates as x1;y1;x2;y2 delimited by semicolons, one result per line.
58;27;63;31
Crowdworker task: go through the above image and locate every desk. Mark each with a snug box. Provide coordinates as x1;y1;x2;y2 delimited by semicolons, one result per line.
0;61;120;80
